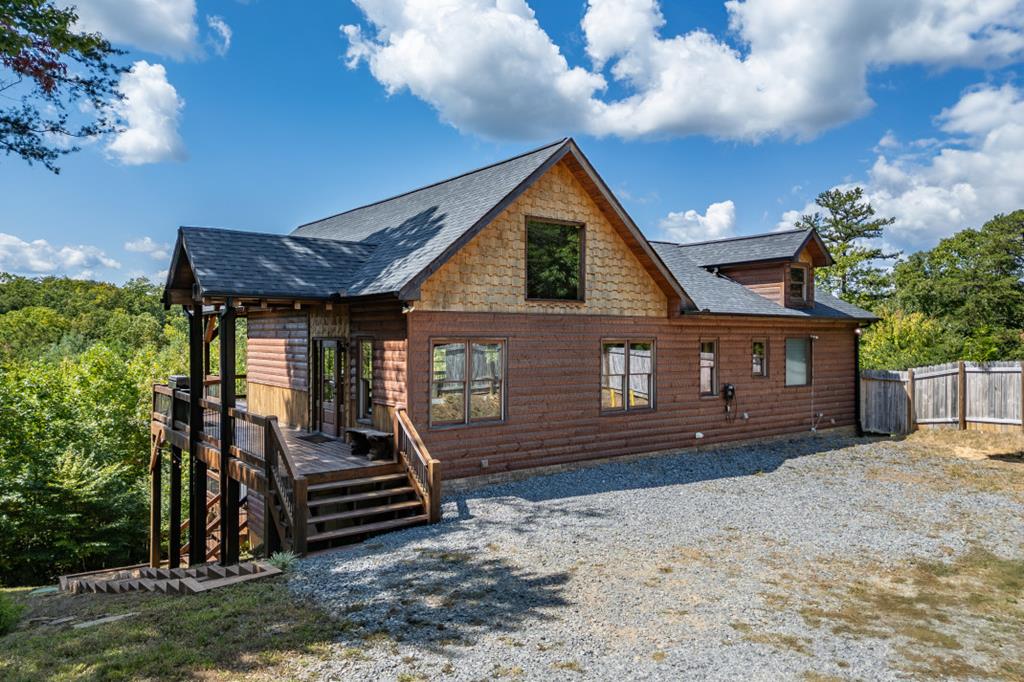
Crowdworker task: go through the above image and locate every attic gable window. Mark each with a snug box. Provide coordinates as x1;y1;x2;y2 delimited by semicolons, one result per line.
789;265;808;304
526;219;583;301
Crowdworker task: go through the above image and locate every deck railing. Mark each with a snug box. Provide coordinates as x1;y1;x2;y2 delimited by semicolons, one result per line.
394;408;441;522
150;383;306;559
203;373;247;400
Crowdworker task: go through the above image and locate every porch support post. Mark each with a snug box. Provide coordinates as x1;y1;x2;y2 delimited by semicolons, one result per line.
219;300;240;565
168;444;182;568
149;439;162;568
188;303;207;566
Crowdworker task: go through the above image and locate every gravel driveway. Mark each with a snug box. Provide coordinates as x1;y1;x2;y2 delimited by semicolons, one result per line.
287;433;1024;681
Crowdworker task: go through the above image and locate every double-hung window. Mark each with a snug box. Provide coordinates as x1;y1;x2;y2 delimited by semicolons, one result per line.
752;339;767;377
430;339;505;426
700;340;718;396
789;265;808;305
601;340;654;411
785;337;811;386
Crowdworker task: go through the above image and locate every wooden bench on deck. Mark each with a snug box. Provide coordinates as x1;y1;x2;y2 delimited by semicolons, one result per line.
345;426;392;460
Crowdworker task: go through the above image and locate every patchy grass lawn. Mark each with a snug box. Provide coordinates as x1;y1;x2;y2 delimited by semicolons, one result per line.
0;577;344;681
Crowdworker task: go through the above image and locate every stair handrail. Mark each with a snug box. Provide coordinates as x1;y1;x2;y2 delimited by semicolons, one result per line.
394;408;441;522
265;416;307;553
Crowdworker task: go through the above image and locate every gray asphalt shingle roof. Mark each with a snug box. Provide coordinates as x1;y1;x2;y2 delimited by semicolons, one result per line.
180;227;376;299
651;241;877;320
290;139;568;296
667;229;815;267
172;139;873;321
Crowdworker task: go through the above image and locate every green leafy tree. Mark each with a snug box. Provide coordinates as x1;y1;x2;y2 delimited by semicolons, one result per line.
0;305;68;360
1;0;126;172
859;307;957;370
795;187;897;309
892;210;1024;343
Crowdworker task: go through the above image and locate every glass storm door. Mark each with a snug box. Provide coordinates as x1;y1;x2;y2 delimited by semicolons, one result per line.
314;339;343;437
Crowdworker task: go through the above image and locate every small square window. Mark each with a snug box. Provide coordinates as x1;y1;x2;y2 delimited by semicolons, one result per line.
431;340;505;426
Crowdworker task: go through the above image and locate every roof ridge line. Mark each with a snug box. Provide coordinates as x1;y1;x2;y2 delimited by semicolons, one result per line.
293;138;570;231
650;227;810;248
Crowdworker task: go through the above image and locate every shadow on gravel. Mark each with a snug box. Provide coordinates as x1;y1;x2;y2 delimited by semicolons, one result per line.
456;435;863;505
308;542;570;654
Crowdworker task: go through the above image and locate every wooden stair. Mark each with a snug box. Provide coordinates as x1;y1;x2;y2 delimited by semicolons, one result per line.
304;467;428;552
60;561;281;595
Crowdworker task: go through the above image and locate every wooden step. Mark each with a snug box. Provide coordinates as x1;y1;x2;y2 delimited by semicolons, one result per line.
306;486;415;507
307;514;429;544
308;500;424;525
307;473;408;493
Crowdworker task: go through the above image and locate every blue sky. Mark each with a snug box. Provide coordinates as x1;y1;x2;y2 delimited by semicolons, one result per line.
1;0;1022;283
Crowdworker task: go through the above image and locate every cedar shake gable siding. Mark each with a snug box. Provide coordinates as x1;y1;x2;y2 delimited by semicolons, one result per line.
417;159;668;317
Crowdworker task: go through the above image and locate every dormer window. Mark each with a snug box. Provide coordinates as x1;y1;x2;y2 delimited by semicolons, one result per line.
789;265;808;305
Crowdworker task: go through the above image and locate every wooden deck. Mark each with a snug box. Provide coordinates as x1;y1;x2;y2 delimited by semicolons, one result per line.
204;400;396;482
279;428;398;481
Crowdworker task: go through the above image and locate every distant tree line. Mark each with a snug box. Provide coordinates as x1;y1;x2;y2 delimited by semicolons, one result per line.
795;190;1023;370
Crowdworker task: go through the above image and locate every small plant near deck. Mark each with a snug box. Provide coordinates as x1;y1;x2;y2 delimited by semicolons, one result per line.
0;592;23;635
268;550;299;571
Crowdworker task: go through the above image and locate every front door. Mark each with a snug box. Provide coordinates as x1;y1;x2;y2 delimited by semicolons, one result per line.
313;339;344;437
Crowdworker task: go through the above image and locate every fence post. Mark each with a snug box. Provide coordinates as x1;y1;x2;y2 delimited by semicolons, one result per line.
957;361;967;430
905;369;915;434
1020;361;1024;433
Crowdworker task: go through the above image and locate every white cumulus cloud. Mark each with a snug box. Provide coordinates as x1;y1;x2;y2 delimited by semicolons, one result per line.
107;61;186;166
660;200;736;243
776;82;1024;251
0;233;121;276
341;0;1024;141
124;236;171;260
63;0;199;60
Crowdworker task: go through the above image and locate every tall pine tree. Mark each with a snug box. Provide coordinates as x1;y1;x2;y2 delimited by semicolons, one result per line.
795;187;897;309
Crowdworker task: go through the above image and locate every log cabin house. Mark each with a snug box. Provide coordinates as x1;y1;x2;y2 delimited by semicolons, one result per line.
150;138;876;568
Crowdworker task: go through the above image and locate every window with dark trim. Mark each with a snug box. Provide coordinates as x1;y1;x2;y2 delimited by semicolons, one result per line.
789;265;808;304
752;339;767;377
430;339;505;426
357;339;373;421
785;337;811;386
601;340;654;411
700;340;718;396
526;219;583;300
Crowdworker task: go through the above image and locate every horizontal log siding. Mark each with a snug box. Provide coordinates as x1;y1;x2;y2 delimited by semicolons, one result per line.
408;311;857;479
246;312;309;390
350;301;408;431
720;264;785;306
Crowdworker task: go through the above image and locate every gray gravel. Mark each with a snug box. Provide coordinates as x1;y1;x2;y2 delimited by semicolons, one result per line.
287;435;1024;681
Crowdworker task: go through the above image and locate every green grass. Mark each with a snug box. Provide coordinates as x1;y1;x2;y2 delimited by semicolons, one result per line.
0;577;348;681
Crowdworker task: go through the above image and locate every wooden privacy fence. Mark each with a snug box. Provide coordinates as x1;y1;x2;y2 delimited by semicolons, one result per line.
861;361;1024;435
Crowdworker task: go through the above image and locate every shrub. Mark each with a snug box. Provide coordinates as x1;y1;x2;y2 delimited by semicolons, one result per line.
0;592;23;635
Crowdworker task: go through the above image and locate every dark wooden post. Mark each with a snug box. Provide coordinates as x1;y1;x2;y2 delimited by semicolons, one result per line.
219;301;240;565
149;438;162;568
168;444;182;569
188;303;207;566
957;361;967;431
